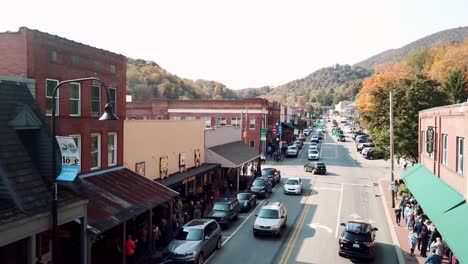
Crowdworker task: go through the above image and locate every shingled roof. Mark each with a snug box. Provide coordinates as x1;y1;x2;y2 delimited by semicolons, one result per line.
0;79;85;225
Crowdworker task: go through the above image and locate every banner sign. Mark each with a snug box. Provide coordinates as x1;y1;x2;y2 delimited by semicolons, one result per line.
160;156;168;178
260;128;267;141
56;136;80;181
426;126;434;153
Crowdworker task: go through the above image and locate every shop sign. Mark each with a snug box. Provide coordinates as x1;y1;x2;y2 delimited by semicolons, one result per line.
426;126;434;154
194;149;201;167
56;136;80;181
179;152;186;172
260;128;267;141
135;161;145;176
160;156;168;178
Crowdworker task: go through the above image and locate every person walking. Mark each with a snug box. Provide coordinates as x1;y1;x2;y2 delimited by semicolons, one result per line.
414;219;423;250
152;225;161;251
126;234;137;264
420;225;430;257
403;160;408;170
408;228;418;256
394;206;402;226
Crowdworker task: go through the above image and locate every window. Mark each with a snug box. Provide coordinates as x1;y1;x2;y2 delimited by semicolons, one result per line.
205;116;211;128
46;79;59;116
71;55;80;66
157;116;163;120
249;118;255;130
231;117;241;127
94;61;101;71
215;117;222;126
50;50;57;62
90;134;101;170
91;85;101;117
70;135;81;172
70;82;80;116
186;116;195;120
142;116;147;120
456;137;464;174
110;64;116;74
109;87;116;114
220;117;227;126
171;116;181;120
250;141;255;148
442;134;448;165
421;131;426;153
108;133;117;166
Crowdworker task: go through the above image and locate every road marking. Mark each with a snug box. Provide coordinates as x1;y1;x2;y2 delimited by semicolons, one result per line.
308;223;333;233
278;188;314;264
335;183;344;238
313;187;341;191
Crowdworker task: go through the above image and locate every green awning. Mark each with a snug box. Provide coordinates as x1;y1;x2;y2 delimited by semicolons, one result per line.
435;203;468;263
401;164;464;225
282;122;296;129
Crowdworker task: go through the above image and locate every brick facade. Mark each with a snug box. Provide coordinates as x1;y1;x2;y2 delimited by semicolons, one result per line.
0;27;127;174
127;98;281;152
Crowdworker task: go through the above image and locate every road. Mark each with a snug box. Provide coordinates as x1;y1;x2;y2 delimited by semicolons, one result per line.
206;124;398;264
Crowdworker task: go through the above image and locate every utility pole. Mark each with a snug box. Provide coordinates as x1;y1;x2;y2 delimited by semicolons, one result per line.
390;91;395;208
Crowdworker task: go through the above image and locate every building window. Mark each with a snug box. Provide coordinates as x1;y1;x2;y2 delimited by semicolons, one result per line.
456;137;464;174
421;131;426;153
71;55;80;66
70;82;80;116
205;116;211;128
215;117;222;127
90;134;101;170
109;87;116;114
442;134;448;165
249;118;255;130
91;85;101;117
142;116;147;120
171;116;181;120
231;117;241;127
110;64;116;74
50;50;57;62
108;133;117;167
70;134;81;172
186;116;196;120
94;61;101;71
157;116;163;120
250;141;255;148
46;79;59;116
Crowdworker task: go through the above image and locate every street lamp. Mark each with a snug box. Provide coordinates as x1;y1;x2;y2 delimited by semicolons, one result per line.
50;77;118;264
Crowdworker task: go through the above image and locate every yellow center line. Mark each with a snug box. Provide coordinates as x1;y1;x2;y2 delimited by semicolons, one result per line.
278;189;314;264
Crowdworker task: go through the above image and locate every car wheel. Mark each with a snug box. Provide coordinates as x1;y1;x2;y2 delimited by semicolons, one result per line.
216;237;222;249
312;169;316;174
197;253;204;264
283;216;288;227
304;167;308;172
370;156;373;160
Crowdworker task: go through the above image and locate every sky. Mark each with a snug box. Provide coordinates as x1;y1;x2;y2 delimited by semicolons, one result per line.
1;0;467;89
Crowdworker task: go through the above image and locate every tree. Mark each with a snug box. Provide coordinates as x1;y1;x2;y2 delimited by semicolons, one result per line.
442;69;468;104
405;49;430;72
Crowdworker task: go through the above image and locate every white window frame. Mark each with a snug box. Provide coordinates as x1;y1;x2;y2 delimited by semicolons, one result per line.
90;134;101;170
109;87;117;114
108;132;117;167
46;79;59;116
249;118;255;130
171;116;181;120
70;82;81;116
442;134;448;165
215;117;222;127
186;116;195;120
91;85;101;117
70;134;81;172
205;116;211;128
456;137;464;174
231;117;241;127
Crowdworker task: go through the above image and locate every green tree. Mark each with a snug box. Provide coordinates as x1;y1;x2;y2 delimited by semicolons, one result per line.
405;49;429;72
442;69;468;104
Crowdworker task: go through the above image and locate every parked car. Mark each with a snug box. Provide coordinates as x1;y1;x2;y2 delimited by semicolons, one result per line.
308;144;319;152
352;132;367;141
298;134;306;141
294;140;303;149
237;192;257;212
250;178;273;198
308;149;320;160
338;220;378;260
304;162;327;174
361;147;372;157
286;145;299;158
283;177;303;194
355;134;369;143
310;136;320;143
167;219;222;264
363;149;384;160
357;142;374;153
261;168;281;185
338;134;346;142
253;201;288;237
303;129;310;136
205;198;240;226
260;153;266;163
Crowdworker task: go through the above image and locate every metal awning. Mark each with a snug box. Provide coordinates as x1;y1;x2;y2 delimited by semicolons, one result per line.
207;141;260;168
159;163;220;188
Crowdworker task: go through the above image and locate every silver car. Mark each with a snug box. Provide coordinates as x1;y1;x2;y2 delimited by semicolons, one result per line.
167;219;222;264
253;201;288;237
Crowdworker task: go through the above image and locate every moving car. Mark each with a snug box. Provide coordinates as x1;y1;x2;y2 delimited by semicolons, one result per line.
253;201;288;237
363;149;384;160
338;134;346;142
261;168;281;185
205;198;240;226
310;136;320;143
250;178;273;198
286;145;299;158
304;162;327;174
283;177;303;194
237;192;257;212
167;219;222;264
308;149;320;160
308;144;318;152
338;221;378;260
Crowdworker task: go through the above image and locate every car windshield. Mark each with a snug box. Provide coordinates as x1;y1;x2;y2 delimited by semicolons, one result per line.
258;209;279;219
237;193;250;200
285;179;299;185
261;169;274;176
288;146;296;150
316;163;325;167
310;150;318;154
252;180;266;187
175;228;203;241
213;203;230;211
343;231;371;243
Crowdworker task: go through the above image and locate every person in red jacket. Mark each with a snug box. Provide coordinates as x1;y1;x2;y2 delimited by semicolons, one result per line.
126;234;136;264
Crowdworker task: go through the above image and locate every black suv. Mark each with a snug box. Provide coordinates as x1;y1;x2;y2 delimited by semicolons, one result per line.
338;221;378;260
205;198;240;226
304;162;327;174
261;168;281;186
250;178;273;198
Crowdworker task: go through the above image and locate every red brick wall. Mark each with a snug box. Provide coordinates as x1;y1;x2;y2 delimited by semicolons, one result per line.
0;31;27;76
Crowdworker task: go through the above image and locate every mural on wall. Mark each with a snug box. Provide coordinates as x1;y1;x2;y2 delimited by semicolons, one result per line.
135;162;145;176
160;156;168;178
179;152;186;172
194;148;201;167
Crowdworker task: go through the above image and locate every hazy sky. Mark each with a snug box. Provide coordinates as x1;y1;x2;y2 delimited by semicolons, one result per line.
1;0;467;89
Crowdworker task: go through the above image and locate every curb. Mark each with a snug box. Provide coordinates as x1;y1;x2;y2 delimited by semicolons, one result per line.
378;179;405;264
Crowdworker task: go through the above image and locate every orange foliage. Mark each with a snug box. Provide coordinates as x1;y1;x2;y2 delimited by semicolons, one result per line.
425;41;468;83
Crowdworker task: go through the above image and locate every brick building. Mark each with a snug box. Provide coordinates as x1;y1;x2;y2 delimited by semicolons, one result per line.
126;98;282;152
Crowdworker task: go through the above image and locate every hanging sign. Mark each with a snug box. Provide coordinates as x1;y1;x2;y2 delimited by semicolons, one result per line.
426;126;434;154
56;136;80;181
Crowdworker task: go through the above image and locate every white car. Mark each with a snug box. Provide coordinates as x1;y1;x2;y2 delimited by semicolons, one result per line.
286;145;298;157
303;129;310;136
308;150;320;160
283;177;303;195
253;202;288;237
308;145;318;151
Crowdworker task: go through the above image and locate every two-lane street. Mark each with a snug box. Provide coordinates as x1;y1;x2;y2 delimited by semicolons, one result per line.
207;127;398;264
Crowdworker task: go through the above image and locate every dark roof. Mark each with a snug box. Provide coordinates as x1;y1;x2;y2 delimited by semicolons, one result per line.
0;80;85;225
159;163;220;188
282;122;296;129
208;141;260;167
80;167;178;233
